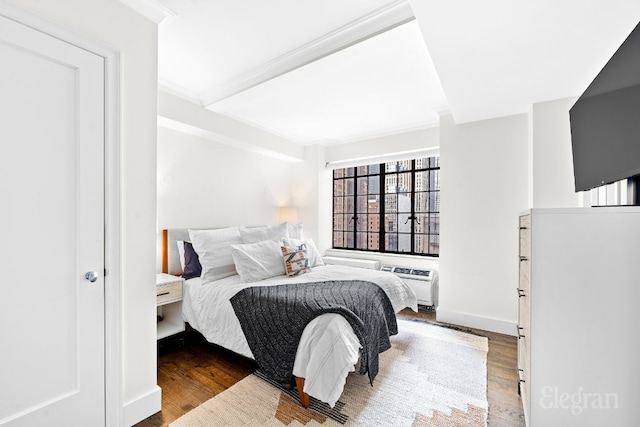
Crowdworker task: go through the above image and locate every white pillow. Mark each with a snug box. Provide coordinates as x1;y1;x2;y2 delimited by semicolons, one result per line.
231;239;285;282
239;222;289;244
283;238;324;267
287;222;304;240
177;240;186;271
188;227;242;282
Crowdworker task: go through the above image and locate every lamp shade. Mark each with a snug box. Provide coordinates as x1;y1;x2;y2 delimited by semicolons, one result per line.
278;206;299;224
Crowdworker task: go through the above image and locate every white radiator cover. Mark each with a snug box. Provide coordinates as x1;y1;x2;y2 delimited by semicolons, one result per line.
381;266;439;307
322;256;380;270
321;257;438;307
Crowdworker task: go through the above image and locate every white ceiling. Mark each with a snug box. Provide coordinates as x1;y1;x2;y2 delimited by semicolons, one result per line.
150;0;640;145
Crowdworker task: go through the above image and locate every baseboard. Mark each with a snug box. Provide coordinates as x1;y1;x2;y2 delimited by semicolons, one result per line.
123;385;161;427
436;308;516;336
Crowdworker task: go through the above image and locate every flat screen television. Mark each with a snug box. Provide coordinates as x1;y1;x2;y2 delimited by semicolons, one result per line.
569;21;640;204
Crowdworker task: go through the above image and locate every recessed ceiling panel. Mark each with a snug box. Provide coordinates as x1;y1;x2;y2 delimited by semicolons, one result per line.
207;21;446;144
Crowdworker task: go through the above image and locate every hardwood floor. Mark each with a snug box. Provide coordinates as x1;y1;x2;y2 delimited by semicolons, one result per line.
135;309;525;426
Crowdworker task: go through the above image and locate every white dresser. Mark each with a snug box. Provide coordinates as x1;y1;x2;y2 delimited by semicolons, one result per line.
517;207;640;426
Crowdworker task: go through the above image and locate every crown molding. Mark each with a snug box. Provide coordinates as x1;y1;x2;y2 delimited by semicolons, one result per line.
333;121;440;145
157;116;303;163
118;0;176;24
206;108;308;144
211;106;439;147
158;78;203;106
201;0;415;107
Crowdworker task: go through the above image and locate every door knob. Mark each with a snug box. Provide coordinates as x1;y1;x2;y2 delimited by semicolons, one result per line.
85;271;99;282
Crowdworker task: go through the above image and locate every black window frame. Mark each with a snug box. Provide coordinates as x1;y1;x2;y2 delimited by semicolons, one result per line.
332;156;440;257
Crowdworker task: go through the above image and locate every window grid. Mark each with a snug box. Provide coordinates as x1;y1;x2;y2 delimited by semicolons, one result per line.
332;156;440;257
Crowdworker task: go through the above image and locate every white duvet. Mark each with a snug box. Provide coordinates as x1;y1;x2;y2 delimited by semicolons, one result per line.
182;264;418;407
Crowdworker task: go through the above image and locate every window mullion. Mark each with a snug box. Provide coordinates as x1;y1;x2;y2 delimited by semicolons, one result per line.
380;163;386;254
410;159;416;254
351;168;358;250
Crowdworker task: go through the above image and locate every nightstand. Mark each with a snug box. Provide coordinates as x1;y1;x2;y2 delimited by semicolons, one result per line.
156;273;185;340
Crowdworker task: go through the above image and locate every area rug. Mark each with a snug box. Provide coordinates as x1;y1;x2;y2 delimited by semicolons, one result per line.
170;319;489;426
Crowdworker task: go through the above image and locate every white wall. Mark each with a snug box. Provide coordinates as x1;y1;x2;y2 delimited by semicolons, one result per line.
530;97;581;208
5;0;160;424
157;90;309;273
291;144;329;247
438;112;529;334
435;98;587;335
157;126;295;230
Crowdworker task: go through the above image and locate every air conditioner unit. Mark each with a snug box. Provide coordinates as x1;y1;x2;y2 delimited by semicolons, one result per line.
381;265;439;309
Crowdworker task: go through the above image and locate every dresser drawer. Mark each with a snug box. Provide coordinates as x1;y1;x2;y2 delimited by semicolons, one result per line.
519;259;530;292
157;280;183;305
519;229;530;258
519;215;531;259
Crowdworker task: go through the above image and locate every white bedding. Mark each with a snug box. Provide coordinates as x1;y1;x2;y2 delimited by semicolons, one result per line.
182;264;418;406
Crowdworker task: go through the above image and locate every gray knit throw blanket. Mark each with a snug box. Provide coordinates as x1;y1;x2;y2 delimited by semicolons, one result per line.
230;280;397;386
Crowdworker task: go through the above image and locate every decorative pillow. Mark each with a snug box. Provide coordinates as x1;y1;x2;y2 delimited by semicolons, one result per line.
287;222;304;240
188;227;243;282
283;238;324;267
182;241;202;280
239;222;289;244
281;244;312;276
230;239;285;282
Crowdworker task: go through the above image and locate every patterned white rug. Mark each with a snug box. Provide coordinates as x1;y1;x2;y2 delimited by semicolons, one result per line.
170;319;489;426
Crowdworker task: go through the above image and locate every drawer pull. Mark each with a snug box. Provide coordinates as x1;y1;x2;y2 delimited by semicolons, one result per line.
517;326;525;339
517;288;526;297
157;291;170;297
519;226;528;230
519;256;528;262
517;369;526;395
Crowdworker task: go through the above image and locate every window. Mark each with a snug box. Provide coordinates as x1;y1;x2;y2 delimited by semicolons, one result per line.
333;156;440;256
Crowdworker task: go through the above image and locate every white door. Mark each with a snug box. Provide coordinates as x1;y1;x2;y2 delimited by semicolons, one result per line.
0;13;105;427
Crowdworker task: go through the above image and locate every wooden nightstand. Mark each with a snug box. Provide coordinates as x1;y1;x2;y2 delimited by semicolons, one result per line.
156;273;185;340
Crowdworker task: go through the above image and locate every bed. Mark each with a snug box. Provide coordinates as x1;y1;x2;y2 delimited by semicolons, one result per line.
161;224;418;408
